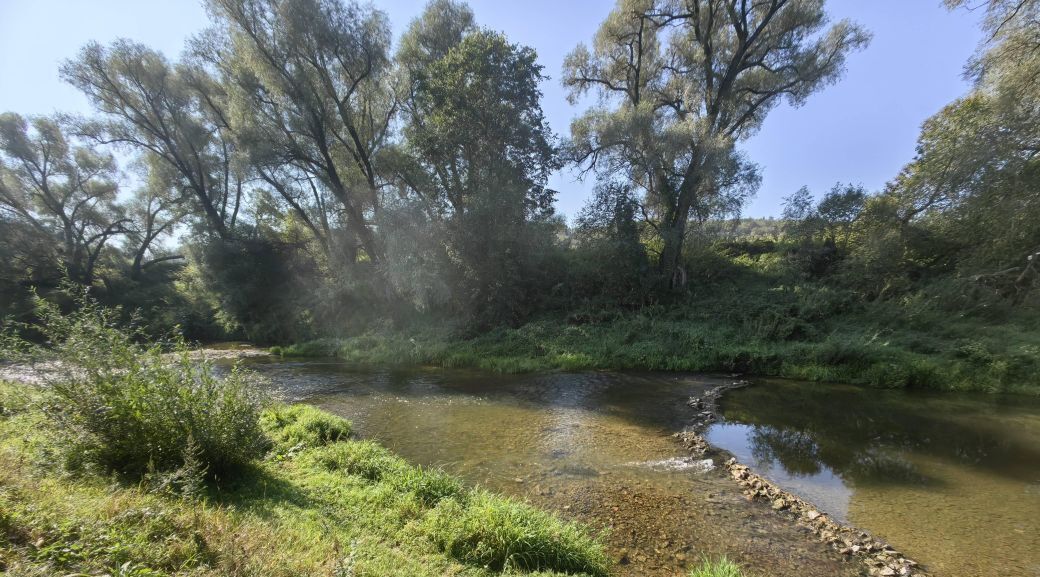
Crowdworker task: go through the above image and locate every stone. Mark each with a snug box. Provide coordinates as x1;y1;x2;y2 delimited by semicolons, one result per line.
806;510;821;521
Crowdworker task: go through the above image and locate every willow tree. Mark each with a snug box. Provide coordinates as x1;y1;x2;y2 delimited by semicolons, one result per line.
125;156;189;280
0;113;126;285
563;0;869;286
202;0;396;264
61;41;243;239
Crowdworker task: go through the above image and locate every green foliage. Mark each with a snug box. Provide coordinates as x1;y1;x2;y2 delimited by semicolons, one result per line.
279;257;1040;394
563;0;869;277
260;404;353;450
0;380;608;577
393;4;564;326
14;289;269;476
422;491;610;576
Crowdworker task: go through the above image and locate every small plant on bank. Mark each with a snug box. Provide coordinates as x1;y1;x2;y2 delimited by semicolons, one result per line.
688;556;745;577
6;288;269;478
261;403;353;450
422;490;611;576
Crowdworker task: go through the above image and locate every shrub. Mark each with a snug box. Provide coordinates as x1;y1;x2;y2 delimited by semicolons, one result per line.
13;289;269;477
260;404;352;450
422;490;610;576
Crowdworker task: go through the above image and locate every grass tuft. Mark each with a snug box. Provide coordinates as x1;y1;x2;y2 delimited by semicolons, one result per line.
688;556;746;577
260;404;353;450
422;490;611;576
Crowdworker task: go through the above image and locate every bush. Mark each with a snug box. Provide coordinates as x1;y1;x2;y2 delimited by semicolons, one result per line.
422;490;610;576
11;289;269;477
260;404;352;450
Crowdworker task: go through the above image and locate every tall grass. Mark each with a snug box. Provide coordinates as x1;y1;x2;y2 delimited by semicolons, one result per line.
421;490;611;576
274;294;1040;394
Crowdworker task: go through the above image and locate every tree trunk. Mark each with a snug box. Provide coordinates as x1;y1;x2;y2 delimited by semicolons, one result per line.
657;152;707;288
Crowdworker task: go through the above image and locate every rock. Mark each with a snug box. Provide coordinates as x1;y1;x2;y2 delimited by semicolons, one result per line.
806;510;821;521
880;568;897;577
771;498;788;510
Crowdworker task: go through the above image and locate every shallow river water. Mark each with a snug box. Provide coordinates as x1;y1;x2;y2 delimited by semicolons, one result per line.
706;379;1040;577
242;358;1040;577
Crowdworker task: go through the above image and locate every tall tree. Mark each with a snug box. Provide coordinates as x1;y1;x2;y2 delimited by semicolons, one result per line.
877;0;1040;300
394;0;561;321
203;0;396;264
563;0;869;286
0;113;126;285
61;41;243;239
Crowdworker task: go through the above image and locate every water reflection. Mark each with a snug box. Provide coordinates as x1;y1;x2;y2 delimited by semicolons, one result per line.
706;379;1040;577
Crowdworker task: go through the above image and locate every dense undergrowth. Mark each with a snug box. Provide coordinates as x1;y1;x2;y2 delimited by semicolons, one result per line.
273;264;1040;395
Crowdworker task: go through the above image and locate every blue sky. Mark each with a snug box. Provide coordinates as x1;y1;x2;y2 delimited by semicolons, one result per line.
0;0;983;219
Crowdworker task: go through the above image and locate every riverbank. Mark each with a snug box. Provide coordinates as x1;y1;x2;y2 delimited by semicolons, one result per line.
0;380;611;576
271;306;1040;395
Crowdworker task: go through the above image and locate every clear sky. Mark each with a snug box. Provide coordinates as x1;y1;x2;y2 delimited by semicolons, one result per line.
0;0;984;219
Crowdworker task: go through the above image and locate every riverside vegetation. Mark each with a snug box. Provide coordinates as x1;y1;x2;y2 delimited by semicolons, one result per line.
0;291;746;577
1;0;1038;573
2;0;1037;395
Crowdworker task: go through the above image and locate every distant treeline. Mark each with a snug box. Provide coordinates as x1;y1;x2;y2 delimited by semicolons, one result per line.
1;0;1037;346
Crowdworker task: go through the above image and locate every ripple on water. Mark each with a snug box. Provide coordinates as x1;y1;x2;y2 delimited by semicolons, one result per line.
625;456;716;473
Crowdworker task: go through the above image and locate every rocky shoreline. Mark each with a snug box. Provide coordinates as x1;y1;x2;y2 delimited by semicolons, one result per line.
675;379;929;577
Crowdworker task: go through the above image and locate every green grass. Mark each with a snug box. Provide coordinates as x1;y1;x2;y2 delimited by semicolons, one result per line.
270;248;1040;396
273;306;1040;395
688;556;745;577
0;381;610;577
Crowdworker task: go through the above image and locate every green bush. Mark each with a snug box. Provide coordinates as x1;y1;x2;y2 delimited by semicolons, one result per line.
260;404;352;449
422;490;610;576
14;289;269;477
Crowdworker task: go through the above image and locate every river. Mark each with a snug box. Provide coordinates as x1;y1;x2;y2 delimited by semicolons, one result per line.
241;357;1040;577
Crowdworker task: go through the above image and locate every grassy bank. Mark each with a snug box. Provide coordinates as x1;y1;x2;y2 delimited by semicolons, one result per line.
0;294;748;577
0;380;612;576
272;285;1040;395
